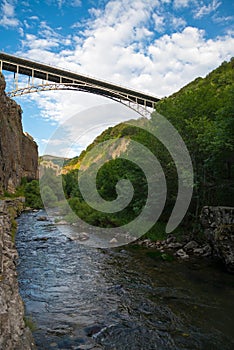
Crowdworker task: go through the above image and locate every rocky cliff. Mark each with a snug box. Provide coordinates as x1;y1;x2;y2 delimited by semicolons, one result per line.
0;199;36;349
0;73;38;194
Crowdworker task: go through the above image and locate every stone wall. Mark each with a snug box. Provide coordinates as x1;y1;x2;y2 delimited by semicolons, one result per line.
201;206;234;273
0;73;38;194
0;199;36;350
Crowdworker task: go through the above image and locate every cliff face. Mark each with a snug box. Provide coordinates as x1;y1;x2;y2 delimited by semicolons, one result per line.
0;199;36;350
0;73;38;194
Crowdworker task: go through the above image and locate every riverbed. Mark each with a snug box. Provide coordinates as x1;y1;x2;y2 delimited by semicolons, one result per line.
16;210;234;350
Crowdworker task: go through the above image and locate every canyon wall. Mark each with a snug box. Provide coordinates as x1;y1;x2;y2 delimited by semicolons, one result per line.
0;72;38;194
0;199;36;349
0;73;38;349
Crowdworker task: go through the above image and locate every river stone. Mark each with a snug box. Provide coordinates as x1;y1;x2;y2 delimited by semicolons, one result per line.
109;238;118;244
56;220;68;225
183;241;199;251
167;242;183;249
175;249;189;259
37;216;48;221
84;324;104;337
166;236;176;244
79;232;89;241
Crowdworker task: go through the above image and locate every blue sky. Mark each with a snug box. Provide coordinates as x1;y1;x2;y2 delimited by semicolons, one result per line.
0;0;233;156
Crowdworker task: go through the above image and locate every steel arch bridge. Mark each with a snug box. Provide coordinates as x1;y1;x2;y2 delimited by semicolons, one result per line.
0;52;159;118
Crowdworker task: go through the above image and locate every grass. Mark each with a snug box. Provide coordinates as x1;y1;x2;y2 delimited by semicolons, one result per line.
11;218;17;242
143;221;187;242
23;316;37;332
146;251;174;262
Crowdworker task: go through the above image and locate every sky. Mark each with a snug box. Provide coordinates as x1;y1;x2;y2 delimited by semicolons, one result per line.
0;0;233;156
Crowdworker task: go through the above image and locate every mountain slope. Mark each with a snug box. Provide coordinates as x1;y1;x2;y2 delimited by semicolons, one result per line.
62;58;234;229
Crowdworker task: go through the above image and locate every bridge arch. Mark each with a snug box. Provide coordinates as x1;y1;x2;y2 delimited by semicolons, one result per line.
0;52;159;118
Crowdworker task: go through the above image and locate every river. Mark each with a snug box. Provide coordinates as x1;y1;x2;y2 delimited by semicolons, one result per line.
16;210;234;350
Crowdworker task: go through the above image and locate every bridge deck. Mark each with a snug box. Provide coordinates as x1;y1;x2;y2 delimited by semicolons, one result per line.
0;52;159;107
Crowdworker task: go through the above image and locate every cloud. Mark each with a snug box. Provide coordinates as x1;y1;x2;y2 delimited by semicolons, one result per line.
0;0;20;28
173;0;193;8
43;103;139;157
171;15;187;29
56;0;81;8
153;13;165;33
212;14;234;24
194;0;221;19
28;15;39;21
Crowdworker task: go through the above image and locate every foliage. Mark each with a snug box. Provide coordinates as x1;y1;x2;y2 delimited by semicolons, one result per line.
24;180;43;209
23;316;37;332
154;58;234;211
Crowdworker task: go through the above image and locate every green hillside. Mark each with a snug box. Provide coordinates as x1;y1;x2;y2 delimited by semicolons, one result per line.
62;58;234;235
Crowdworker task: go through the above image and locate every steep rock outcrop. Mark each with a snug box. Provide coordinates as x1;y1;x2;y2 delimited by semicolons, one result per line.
201;206;234;273
0;73;38;194
0;199;36;349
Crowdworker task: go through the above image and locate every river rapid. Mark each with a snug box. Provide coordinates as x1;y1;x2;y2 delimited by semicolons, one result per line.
16;210;234;350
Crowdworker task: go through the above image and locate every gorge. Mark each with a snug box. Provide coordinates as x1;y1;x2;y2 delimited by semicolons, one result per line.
0;58;233;349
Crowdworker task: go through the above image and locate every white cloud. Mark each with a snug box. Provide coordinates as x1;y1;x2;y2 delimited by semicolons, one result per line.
153;13;165;32
71;0;82;6
28;15;39;20
2;0;14;16
171;15;186;29
194;0;221;19
147;26;234;95
212;14;234;23
173;0;192;8
43;103;139;157
0;0;19;28
56;0;81;8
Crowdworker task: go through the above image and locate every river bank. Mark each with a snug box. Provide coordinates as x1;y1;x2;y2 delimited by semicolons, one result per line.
0;198;36;350
137;206;234;273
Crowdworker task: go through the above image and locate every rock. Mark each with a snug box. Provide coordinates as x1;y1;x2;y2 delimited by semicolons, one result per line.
175;249;189;259
79;232;89;241
183;241;199;251
37;216;48;221
193;248;205;255
0;200;36;349
72;222;79;227
0;73;38;195
166;236;176;244
33;237;48;242
56;220;68;225
167;242;183;249
84;324;104;337
109;238;118;244
200;206;234;273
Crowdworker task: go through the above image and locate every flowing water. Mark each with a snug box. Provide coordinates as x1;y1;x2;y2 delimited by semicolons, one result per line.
16;211;234;350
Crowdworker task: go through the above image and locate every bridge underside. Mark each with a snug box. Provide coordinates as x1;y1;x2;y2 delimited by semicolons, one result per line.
0;52;159;117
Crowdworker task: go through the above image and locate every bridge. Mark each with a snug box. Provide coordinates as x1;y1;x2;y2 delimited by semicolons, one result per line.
0;52;159;117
